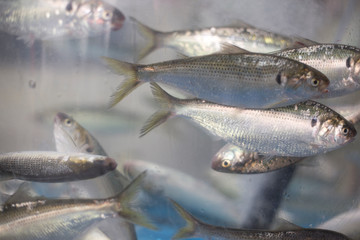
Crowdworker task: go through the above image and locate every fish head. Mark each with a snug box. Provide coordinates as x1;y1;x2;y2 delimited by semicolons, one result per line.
54;112;92;153
54;112;79;153
110;8;126;31
316;115;357;147
84;1;125;31
278;66;330;98
70;1;125;37
347;55;360;83
211;144;259;173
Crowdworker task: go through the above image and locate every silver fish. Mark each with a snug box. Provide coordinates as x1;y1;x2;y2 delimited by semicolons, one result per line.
130;17;312;60
0;171;156;240
211;143;304;174
170;199;351;240
211;104;360;174
104;52;329;108
53;112;136;240
54;112;107;155
275;44;360;98
0;0;125;46
141;83;356;157
0;151;117;182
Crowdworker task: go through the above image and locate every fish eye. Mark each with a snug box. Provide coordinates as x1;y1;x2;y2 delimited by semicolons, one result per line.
346;57;353;68
64;118;72;126
342;127;350;136
102;10;113;20
311;118;317;127
311;79;319;87
221;160;231;168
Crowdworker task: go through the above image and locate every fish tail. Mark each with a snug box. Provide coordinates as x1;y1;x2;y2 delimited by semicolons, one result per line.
117;171;157;230
102;57;142;108
170;199;200;239
130;17;160;61
140;82;177;137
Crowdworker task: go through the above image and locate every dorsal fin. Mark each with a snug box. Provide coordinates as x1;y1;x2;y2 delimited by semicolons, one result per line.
271;218;303;231
219;43;250;54
291;36;319;47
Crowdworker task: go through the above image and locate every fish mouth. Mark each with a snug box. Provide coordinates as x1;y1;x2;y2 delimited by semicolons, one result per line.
104;157;118;171
211;157;221;170
93;157;117;172
111;9;125;31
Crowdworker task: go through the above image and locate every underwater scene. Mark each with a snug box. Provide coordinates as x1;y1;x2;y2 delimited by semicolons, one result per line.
1;0;360;239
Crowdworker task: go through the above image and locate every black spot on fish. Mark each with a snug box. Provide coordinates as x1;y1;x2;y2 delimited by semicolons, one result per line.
311;118;317;127
276;72;282;85
66;2;73;12
86;147;94;153
346;57;352;68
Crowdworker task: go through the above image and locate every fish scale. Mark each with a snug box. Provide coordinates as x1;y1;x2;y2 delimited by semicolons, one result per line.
141;83;356;157
105;52;329;108
0;151;117;182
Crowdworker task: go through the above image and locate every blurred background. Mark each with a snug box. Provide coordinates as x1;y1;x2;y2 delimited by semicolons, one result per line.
1;0;360;239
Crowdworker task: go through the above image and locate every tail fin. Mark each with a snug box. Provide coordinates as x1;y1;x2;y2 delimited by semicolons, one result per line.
117;171;157;230
130;17;160;61
170;199;200;239
102;57;143;108
140;83;177;137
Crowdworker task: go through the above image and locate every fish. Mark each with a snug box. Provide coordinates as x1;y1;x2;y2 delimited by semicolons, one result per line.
53;112;130;198
103;52;329;108
211;143;304;173
0;171;157;240
0;151;117;182
35;106;141;134
141;83;356;157
0;0;125;46
53;112;136;240
123;160;246;228
220;43;360;98
130;17;314;60
211;103;360;174
274;44;360;98
170;199;351;240
54;112;108;155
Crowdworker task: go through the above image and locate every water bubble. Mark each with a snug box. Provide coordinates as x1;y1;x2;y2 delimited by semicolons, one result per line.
28;80;36;89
